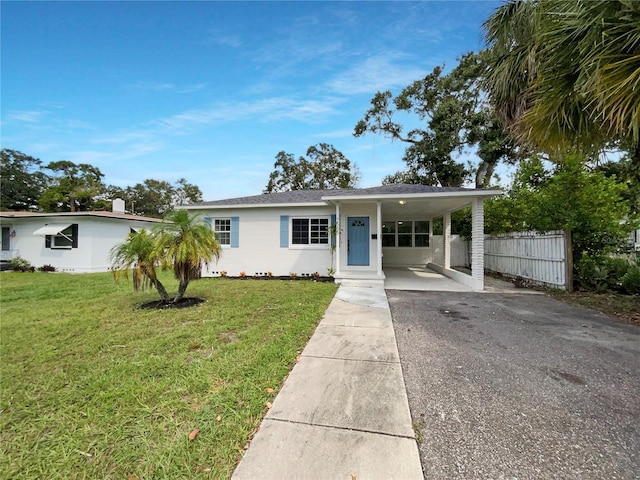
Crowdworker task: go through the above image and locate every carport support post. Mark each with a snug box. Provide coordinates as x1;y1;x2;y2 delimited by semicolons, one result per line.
335;203;341;276
471;198;484;290
376;201;383;276
443;212;451;269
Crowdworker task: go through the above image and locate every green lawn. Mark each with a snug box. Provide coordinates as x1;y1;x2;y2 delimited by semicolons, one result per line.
0;272;337;479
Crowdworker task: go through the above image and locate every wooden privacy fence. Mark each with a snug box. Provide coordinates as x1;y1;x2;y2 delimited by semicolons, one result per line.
484;230;572;290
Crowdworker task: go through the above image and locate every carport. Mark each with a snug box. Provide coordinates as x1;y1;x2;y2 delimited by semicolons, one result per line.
323;185;501;291
384;266;474;292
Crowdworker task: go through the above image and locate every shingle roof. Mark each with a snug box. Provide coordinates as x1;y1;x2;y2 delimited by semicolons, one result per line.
189;185;478;207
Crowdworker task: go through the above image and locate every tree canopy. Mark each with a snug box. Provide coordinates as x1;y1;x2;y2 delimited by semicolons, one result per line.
354;52;517;188
112;178;203;218
264;143;360;193
0;149;48;211
0;148;203;217
39;161;106;212
485;157;633;264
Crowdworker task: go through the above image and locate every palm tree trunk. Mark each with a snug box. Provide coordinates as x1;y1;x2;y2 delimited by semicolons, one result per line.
153;278;170;302
173;280;189;303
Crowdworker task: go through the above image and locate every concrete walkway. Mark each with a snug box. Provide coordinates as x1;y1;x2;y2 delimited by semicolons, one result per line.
232;285;423;479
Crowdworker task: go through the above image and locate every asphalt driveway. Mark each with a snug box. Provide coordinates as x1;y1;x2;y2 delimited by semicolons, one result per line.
388;290;640;479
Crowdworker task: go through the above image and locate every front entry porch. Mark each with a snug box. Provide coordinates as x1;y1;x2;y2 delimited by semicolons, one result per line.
334;266;474;291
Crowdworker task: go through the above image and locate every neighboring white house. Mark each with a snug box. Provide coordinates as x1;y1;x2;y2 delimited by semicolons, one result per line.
0;206;162;273
184;184;501;290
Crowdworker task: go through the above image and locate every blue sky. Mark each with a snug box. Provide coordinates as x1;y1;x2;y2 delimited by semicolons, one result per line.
2;1;502;201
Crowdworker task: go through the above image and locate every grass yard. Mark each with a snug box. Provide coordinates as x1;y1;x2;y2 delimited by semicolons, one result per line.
0;272;337;479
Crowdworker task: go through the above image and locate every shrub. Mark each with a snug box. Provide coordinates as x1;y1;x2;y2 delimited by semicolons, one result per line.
576;253;638;294
11;257;34;272
621;266;640;295
38;264;57;272
575;254;608;292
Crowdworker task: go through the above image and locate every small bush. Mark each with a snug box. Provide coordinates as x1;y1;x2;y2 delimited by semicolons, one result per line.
11;257;34;272
621;266;640;295
38;264;57;272
576;255;608;292
576;253;638;294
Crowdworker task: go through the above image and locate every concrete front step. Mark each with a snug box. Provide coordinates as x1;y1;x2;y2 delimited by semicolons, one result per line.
337;278;385;288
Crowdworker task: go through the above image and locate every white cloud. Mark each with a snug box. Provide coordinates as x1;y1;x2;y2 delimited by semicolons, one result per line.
215;34;242;48
326;53;429;95
176;83;208;94
153;96;341;133
130;81;176;91
129;81;207;94
6;110;48;123
310;128;354;139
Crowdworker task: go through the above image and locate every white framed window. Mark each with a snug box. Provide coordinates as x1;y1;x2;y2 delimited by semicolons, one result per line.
382;220;430;247
291;217;329;245
48;224;77;249
213;218;231;245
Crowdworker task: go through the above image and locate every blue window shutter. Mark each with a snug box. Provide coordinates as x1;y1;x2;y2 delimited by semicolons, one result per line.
330;214;336;247
280;215;289;248
230;216;239;248
203;217;212;227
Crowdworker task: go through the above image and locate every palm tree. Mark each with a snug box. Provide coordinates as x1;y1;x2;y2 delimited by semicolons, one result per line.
110;228;170;302
154;209;221;302
483;0;640;159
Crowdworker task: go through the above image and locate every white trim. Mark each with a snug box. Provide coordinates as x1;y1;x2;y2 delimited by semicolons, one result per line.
376;202;382;276
323;190;502;202
183;202;328;210
289;216;331;247
212;217;231;246
335;203;341;276
182;190;502;211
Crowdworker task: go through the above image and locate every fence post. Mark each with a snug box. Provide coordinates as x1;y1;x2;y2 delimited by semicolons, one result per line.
564;230;574;292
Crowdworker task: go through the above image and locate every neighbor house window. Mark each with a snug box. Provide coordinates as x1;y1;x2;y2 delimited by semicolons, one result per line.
292;218;329;245
213;218;231;245
45;224;78;249
381;221;430;247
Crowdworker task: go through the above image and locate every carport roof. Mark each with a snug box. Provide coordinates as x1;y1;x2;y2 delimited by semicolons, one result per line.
185;184;501;210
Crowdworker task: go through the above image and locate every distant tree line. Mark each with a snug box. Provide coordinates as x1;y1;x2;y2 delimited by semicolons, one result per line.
0;148;202;218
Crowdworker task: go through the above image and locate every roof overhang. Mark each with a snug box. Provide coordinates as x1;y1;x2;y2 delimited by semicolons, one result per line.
181;189;503;217
182;202;328;210
33;223;73;238
322;190;502;203
323;190;502;218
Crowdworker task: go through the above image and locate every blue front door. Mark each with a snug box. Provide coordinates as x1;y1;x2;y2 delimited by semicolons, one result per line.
347;216;370;266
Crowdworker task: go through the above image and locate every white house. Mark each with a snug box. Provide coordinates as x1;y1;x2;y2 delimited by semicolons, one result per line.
184;184;501;290
0;207;162;273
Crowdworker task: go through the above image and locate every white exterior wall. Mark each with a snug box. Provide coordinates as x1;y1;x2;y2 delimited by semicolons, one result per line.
200;206;335;277
2;217;157;273
382;247;433;266
432;235;469;267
